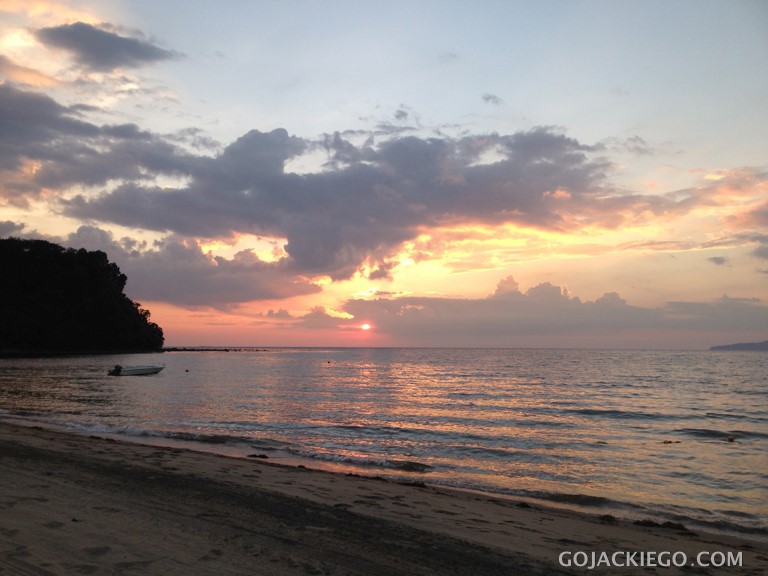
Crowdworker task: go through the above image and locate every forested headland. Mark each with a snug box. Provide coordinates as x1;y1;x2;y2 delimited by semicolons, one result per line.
0;238;164;354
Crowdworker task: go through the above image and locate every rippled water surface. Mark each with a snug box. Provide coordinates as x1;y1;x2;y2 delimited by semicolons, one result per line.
1;348;765;537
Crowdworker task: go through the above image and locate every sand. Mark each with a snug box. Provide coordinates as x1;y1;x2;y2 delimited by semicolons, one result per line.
0;421;764;575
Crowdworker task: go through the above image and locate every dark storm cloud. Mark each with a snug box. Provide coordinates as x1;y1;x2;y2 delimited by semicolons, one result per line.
35;22;181;72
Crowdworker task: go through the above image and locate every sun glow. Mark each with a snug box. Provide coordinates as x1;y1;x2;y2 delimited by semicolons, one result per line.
360;323;372;331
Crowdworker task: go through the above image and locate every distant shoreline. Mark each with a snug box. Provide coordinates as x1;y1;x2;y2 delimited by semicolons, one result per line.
3;343;767;357
709;340;768;351
162;346;270;352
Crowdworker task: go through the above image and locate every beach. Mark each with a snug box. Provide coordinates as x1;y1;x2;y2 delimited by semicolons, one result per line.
1;421;764;575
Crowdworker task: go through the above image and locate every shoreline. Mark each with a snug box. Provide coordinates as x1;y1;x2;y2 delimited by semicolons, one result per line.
5;411;763;541
1;421;764;575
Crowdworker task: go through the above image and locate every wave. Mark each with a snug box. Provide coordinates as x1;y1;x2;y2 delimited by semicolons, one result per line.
54;420;438;474
4;409;765;538
567;408;664;420
533;492;614;507
160;430;287;450
285;448;434;473
475;486;767;538
705;412;768;424
1;412;292;452
676;428;768;440
275;444;768;537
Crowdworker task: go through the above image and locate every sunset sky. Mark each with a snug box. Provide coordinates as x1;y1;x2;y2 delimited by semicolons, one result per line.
2;0;767;348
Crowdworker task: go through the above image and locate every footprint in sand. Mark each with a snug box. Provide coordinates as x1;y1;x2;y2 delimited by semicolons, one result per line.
82;545;111;557
63;563;98;574
91;506;121;513
112;559;163;572
198;548;224;561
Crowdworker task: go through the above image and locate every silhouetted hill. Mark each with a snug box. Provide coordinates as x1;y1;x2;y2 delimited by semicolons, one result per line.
0;237;164;354
709;340;768;351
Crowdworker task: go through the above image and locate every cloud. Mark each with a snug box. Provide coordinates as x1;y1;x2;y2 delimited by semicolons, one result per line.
489;275;521;298
0;55;58;87
708;256;728;266
0;83;99;169
0;83;194;202
481;93;503;105
6;84;765;286
0;84;96;202
0;220;26;236
63;226;320;308
339;279;768;348
266;309;293;319
294;307;344;330
35;22;181;72
66;125;632;279
662;296;768;333
54;115;670;278
734;200;768;228
679;168;768;219
754;245;768;260
620;135;654;156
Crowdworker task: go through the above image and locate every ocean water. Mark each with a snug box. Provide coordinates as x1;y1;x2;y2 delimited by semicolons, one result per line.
0;348;765;539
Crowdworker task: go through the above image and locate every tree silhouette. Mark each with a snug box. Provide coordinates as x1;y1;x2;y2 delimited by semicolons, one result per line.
0;238;164;352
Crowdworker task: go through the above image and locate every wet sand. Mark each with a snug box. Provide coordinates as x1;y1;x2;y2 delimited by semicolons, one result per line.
0;421;764;575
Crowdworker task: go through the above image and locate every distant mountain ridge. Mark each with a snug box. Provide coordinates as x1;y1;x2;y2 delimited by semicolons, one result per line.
709;340;768;351
0;237;164;354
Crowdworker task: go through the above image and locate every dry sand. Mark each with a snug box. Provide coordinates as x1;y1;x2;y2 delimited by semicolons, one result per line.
1;421;764;575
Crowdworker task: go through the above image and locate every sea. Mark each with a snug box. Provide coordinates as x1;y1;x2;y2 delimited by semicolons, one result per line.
1;347;765;540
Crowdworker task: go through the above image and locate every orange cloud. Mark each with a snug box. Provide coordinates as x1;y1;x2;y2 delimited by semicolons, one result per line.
1;0;99;25
726;200;768;228
0;55;58;87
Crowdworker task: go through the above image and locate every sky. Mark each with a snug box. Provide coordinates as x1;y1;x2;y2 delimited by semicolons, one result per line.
1;0;767;349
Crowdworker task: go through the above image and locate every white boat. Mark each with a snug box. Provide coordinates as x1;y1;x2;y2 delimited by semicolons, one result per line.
108;364;164;376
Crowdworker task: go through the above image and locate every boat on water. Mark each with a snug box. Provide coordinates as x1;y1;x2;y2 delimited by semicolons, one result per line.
108;364;164;376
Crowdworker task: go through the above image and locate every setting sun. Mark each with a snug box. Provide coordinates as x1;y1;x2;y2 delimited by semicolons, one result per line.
360;323;372;331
